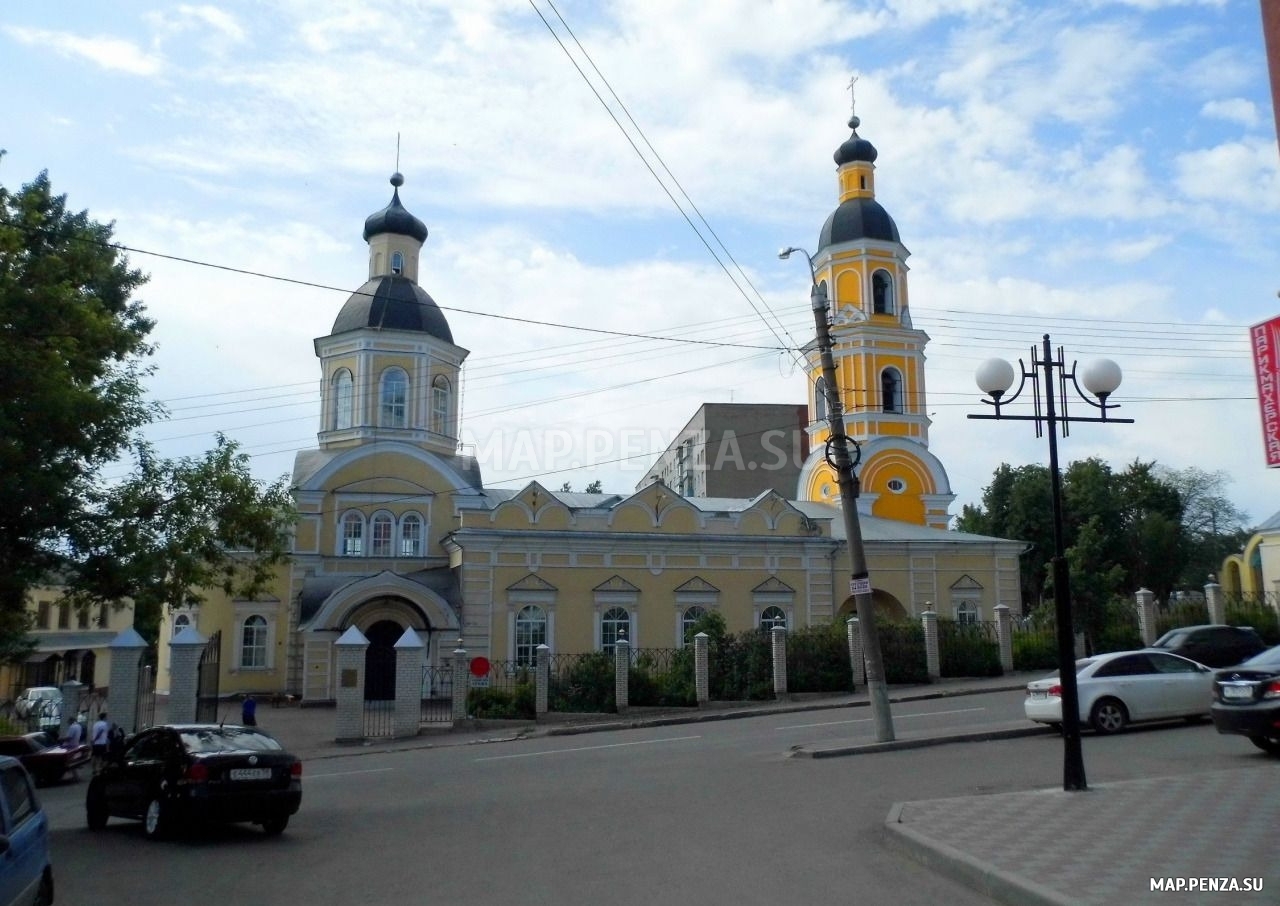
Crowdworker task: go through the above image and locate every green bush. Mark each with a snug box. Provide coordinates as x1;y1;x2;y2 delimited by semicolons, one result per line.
630;649;696;707
938;621;1001;678
787;622;854;693
1093;598;1143;654
1226;602;1280;645
1155;602;1209;636
467;683;535;719
1013;633;1058;671
878;622;929;685
549;652;615;713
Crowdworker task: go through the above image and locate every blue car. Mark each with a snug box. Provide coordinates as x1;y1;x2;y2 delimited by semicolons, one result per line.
0;755;53;905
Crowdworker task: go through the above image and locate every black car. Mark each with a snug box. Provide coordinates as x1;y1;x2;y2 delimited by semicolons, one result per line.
85;724;301;839
1149;624;1266;668
1211;645;1280;755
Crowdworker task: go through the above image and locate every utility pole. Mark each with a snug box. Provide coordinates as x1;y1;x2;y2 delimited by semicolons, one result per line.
783;246;894;742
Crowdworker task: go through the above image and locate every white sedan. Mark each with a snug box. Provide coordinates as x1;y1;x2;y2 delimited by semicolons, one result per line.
1025;649;1214;734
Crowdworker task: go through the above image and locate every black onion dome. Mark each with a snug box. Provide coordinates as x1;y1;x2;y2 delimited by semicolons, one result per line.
833;115;878;166
819;197;900;246
362;173;429;243
332;275;453;343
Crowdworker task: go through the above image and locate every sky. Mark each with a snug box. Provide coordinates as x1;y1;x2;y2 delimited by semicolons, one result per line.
2;0;1278;533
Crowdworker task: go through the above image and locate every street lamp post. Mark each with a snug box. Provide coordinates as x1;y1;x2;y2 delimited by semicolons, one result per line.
780;246;894;742
969;334;1132;791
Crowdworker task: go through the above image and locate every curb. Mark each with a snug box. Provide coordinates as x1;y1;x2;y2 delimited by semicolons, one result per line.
790;724;1054;758
883;802;1078;906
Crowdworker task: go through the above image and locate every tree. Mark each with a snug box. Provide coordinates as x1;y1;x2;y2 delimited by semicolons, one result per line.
0;167;155;652
1156;466;1250;590
0;168;295;650
67;436;295;644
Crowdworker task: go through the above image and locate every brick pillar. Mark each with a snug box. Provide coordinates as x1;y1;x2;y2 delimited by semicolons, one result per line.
393;627;424;739
451;643;469;721
614;636;630;714
694;632;709;706
165;626;204;726
535;644;550;717
771;625;788;700
1205;577;1224;625
846;617;865;687
334;626;369;742
1134;588;1157;646
59;680;83;739
922;610;940;680
995;605;1014;674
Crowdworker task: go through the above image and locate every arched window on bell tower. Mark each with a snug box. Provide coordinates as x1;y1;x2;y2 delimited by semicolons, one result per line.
391;251;404;275
380;368;409;428
814;377;828;423
872;270;894;315
332;369;353;430
431;375;450;436
881;368;902;413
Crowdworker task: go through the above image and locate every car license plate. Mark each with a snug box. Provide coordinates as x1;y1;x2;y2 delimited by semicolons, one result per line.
1222;685;1253;701
1030;691;1047;699
230;768;272;781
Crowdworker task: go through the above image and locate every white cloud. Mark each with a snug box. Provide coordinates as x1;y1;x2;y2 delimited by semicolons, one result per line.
1200;98;1261;128
3;26;163;75
1175;140;1280;211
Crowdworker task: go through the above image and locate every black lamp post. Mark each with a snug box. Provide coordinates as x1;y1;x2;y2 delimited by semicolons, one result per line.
968;334;1132;792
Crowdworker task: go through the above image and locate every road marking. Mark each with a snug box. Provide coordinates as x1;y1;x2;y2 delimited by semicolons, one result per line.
307;767;397;779
775;707;986;730
475;735;701;762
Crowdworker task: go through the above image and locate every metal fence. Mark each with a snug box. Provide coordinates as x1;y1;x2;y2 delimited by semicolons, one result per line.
548;652;614;713
420;665;452;723
938;620;1002;678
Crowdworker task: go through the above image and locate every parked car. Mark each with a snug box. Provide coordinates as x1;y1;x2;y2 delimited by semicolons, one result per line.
0;733;92;787
0;755;54;906
86;724;302;839
1148;624;1266;668
1025;649;1214;734
11;690;61;733
1210;644;1280;755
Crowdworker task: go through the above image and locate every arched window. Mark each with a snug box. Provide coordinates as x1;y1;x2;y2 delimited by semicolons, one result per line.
955;600;979;625
601;607;630;653
515;605;547;668
391;251;404;275
380;368;408;428
872;270;894;315
882;368;901;413
241;615;268;668
400;513;423;557
174;613;191;635
431;375;450;435
681;606;707;645
370;512;393;557
760;606;787;631
341;512;364;556
814;377;828;423
332;369;354;430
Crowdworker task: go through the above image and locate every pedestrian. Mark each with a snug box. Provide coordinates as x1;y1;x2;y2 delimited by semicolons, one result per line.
241;693;257;727
62;715;84;749
91;712;110;773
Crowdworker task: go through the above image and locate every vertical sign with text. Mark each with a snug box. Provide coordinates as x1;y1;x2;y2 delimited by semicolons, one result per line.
1252;315;1280;467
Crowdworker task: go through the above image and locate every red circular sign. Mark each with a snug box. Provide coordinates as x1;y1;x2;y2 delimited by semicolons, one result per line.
469;656;491;678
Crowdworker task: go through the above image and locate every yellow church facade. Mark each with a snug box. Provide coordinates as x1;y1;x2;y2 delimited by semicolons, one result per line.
156;108;1026;702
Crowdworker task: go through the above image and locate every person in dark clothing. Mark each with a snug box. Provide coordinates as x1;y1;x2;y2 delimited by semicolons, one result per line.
241;694;257;726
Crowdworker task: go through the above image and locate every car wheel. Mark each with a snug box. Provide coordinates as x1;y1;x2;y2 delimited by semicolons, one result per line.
1090;697;1128;734
261;814;289;836
143;796;171;840
1248;735;1280;755
86;783;109;831
33;871;53;906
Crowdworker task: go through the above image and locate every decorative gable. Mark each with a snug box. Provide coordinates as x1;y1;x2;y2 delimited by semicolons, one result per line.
752;577;795;594
949;574;983;591
674;577;719;594
507;574;558;593
593;575;640;593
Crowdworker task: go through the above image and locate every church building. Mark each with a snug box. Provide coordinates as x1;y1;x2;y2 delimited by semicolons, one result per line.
155;108;1025;702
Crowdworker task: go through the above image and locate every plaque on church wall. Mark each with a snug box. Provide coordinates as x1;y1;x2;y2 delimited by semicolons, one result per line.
340;669;358;688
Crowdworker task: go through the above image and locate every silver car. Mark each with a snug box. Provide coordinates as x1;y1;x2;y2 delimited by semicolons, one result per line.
1025;649;1214;734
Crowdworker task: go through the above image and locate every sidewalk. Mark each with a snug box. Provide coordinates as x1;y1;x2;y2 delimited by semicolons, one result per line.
156;676;1277;905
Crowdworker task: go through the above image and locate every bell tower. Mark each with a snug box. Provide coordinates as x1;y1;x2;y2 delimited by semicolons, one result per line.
798;97;954;528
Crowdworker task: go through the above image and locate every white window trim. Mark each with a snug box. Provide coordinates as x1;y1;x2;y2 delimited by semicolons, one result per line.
232;602;279;673
340;510;365;557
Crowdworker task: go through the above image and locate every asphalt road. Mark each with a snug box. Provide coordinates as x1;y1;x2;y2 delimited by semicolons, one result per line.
36;689;1248;905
